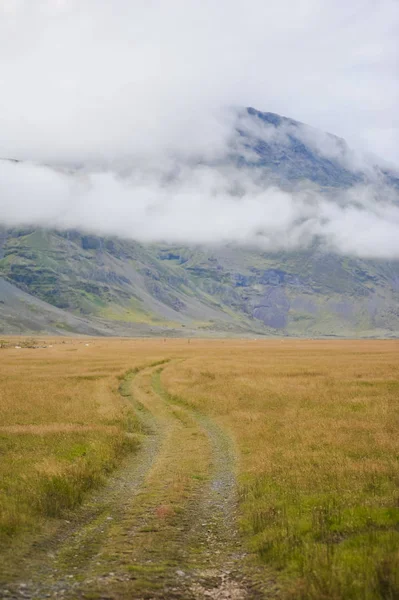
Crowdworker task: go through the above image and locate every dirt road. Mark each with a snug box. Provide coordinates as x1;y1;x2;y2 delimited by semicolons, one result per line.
3;361;274;599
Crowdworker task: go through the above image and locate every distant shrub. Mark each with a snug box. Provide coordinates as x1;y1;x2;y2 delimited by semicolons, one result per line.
19;338;38;348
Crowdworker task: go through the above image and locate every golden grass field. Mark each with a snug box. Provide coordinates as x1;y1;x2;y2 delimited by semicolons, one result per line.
0;337;398;599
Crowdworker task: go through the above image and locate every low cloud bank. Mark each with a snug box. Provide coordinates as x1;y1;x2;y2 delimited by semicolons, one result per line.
1;158;399;259
0;1;398;260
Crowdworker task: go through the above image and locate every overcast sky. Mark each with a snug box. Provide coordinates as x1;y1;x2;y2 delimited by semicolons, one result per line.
0;0;398;164
1;0;399;258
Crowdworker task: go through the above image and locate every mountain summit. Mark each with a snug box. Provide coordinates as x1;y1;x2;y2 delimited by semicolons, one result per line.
236;107;398;188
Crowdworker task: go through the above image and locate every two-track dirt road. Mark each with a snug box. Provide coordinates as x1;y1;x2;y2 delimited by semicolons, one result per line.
2;361;275;599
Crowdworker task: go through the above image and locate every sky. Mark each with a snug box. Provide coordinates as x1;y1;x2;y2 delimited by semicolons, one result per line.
0;0;397;164
0;0;398;257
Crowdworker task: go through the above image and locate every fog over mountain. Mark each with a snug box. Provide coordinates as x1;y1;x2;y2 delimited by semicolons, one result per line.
1;1;398;261
1;1;399;337
1;106;399;258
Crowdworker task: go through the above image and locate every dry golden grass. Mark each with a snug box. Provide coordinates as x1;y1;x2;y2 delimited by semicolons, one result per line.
0;338;174;541
162;339;399;599
0;338;398;598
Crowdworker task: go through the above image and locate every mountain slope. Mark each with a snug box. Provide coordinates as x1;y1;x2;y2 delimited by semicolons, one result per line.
2;227;399;337
235;107;399;189
0;276;110;336
1;107;399;337
0;228;267;336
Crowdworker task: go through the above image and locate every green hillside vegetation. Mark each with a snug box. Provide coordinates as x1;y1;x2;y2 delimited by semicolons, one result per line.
1;227;399;337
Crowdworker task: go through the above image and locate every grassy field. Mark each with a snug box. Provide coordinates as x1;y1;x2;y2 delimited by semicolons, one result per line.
163;340;399;598
0;339;167;537
0;338;398;598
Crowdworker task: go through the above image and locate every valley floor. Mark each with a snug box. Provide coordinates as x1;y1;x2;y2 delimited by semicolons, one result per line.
0;339;398;599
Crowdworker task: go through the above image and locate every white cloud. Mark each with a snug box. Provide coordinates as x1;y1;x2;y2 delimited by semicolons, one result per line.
2;158;399;259
0;0;398;260
0;0;397;163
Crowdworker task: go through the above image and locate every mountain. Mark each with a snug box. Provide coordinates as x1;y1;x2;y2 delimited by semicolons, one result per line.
235;107;399;189
1;108;399;338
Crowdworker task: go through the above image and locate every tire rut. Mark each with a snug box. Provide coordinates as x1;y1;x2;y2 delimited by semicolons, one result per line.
75;361;213;598
2;361;273;600
151;366;267;599
1;365;163;600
